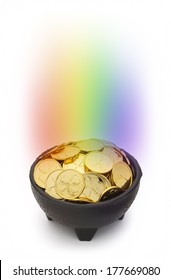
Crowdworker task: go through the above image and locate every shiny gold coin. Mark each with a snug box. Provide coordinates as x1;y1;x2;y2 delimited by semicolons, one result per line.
51;145;80;161
102;146;123;164
74;139;104;152
100;186;124;201
68;197;94;203
121;177;132;190
98;174;111;189
34;159;62;189
38;144;65;159
108;171;115;185
45;186;63;200
112;161;133;188
55;169;84;199
63;153;86;173
45;169;63;199
79;173;106;203
84;151;113;174
120;149;131;165
101;140;117;148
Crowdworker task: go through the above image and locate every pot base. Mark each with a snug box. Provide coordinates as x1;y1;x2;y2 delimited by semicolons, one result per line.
46;215;53;221
75;228;98;241
46;214;125;241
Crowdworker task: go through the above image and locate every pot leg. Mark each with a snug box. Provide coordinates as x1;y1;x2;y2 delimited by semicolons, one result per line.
46;214;53;221
119;214;125;220
75;228;98;241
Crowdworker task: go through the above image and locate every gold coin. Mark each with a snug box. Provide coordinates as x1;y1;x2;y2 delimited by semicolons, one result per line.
112;161;133;188
102;146;123;164
45;169;63;199
108;171;115;185
122;177;132;190
63;153;86;173
68;197;94;203
55;169;84;199
101;140;117;148
38;144;65;159
84;151;113;174
100;186;124;201
45;186;63;199
98;174;111;189
74;139;104;152
34;159;62;189
46;169;63;189
120;149;131;165
79;173;106;203
51;145;80;161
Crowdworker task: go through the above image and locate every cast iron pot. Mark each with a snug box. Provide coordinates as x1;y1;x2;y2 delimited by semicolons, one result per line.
30;150;142;241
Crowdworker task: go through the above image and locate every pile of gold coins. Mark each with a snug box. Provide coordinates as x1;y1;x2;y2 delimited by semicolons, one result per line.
33;139;133;203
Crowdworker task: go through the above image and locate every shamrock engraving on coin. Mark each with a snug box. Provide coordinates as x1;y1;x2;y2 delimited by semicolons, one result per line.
84;151;113;174
55;169;84;199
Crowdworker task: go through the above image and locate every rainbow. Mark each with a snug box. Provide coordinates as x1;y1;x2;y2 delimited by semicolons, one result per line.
29;40;144;155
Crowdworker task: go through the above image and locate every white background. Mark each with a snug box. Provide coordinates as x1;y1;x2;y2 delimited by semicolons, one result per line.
0;0;170;279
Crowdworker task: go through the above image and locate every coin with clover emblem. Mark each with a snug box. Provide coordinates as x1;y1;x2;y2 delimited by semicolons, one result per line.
55;169;84;199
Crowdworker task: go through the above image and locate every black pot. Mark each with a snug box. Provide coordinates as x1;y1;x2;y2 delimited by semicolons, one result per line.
30;150;142;241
